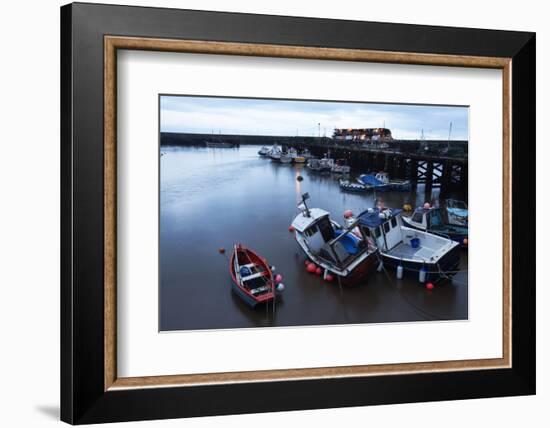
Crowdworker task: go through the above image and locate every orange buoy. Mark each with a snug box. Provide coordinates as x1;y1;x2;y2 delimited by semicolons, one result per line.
463;238;468;246
218;247;225;254
426;282;434;290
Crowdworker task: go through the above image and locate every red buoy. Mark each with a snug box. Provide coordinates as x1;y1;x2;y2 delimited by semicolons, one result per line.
426;282;434;290
218;247;225;254
305;260;310;266
325;274;334;282
307;263;317;273
288;225;295;232
275;274;283;283
315;267;322;275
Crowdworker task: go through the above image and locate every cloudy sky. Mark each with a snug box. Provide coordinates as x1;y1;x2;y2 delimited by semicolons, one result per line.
160;95;468;140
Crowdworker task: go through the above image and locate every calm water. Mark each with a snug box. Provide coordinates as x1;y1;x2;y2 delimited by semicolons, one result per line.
160;145;468;331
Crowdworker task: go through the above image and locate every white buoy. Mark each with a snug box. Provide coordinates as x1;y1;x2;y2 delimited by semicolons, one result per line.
396;264;404;280
270;265;276;272
419;266;427;283
276;283;285;292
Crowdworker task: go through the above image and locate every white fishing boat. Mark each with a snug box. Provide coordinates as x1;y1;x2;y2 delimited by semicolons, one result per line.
355;207;460;282
280;152;293;163
290;194;379;286
331;159;351;174
258;146;271;156
269;144;283;162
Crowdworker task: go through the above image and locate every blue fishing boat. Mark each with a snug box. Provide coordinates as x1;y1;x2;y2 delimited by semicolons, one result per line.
358;172;410;191
373;172;412;191
401;206;468;247
355;207;461;282
357;173;391;191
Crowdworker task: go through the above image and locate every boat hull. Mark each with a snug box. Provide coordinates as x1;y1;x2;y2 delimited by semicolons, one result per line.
295;241;378;286
231;281;263;308
339;180;370;193
381;244;461;282
338;253;379;286
230;245;275;307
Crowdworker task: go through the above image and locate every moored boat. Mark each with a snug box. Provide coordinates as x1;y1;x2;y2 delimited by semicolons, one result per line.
445;199;468;226
258;146;271;156
401;206;468;247
280;153;293;163
289;147;306;163
230;244;275;307
290;194;379;286
307;156;332;172
357;173;391;191
339;179;371;193
269;144;283;162
356;207;461;282
331;159;351;174
373;171;411;191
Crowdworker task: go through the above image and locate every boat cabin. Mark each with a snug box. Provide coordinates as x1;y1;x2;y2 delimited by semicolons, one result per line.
357;208;404;252
292;206;370;271
406;207;444;230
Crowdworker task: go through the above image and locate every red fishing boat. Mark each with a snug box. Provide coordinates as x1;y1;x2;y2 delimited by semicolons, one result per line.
230;244;275;307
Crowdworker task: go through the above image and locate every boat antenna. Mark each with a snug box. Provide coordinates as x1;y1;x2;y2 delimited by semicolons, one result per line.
301;192;311;217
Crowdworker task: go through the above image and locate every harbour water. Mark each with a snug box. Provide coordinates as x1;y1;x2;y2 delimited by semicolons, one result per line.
160;145;468;331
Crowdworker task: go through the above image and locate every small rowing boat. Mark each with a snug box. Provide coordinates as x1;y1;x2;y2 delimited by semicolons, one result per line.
230;244;275;307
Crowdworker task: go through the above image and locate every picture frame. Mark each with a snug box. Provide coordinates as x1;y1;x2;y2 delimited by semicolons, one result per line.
61;2;535;424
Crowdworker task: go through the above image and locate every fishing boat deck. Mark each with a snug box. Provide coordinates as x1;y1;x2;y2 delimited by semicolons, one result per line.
390;241;448;261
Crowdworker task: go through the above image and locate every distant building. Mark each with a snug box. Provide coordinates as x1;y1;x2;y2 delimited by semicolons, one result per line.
332;128;393;143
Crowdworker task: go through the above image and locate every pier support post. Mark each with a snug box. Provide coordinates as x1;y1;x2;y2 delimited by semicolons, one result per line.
440;161;452;196
410;159;418;190
425;161;434;194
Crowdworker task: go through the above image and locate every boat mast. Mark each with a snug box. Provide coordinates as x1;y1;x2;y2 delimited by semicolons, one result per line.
301;192;311;217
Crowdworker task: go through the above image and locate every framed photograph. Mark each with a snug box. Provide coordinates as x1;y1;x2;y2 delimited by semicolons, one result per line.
60;2;535;424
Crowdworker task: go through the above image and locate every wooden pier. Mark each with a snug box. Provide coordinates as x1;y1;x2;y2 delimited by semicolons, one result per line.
161;132;468;195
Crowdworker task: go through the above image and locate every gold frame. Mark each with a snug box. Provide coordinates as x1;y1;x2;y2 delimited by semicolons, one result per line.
104;36;512;391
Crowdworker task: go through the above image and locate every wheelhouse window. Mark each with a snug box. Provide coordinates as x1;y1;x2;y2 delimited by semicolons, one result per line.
390;217;397;228
412;212;423;223
305;225;318;237
383;222;390;234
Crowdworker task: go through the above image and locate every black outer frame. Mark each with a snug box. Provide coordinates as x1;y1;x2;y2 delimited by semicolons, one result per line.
60;2;535;424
